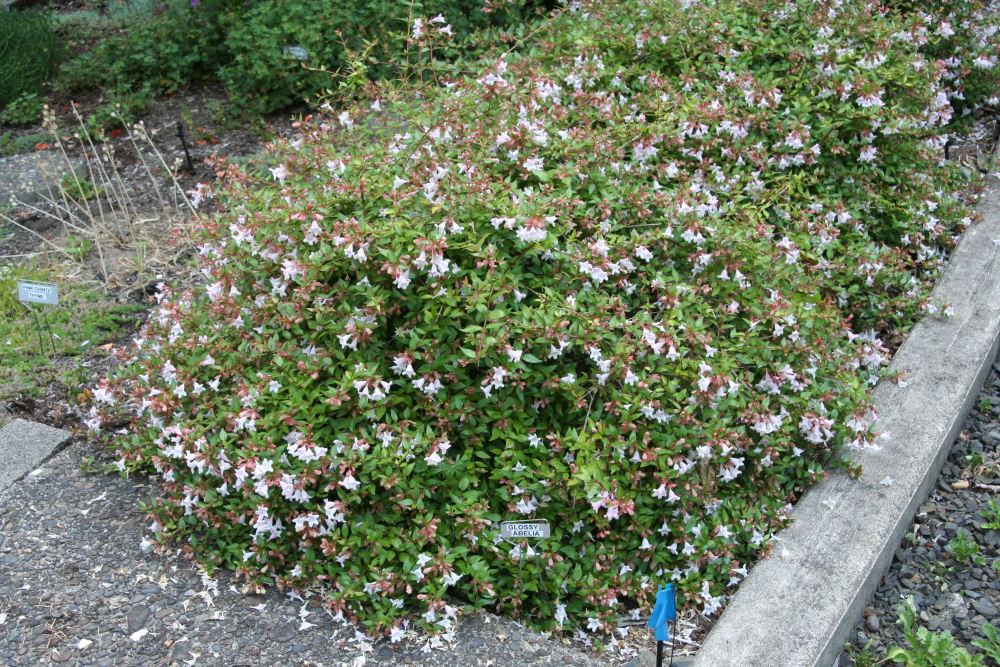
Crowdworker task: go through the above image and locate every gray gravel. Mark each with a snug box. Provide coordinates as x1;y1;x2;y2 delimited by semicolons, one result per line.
0;151;84;207
0;441;625;666
842;358;1000;664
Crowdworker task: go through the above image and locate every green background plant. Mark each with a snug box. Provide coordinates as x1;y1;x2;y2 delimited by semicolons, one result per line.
947;531;982;564
56;0;548;118
0;131;57;158
884;597;1000;666
0;92;44;126
981;499;1000;531
218;0;542;115
0;8;62;112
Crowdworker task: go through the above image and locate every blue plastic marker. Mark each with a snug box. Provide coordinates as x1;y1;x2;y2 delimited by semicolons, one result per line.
647;584;676;667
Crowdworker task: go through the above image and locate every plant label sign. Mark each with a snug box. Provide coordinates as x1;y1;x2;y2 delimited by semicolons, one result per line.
17;280;58;306
283;46;308;60
501;520;550;539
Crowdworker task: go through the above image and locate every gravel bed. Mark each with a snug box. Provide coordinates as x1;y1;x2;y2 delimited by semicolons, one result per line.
842;357;1000;664
0;441;621;667
0;151;85;208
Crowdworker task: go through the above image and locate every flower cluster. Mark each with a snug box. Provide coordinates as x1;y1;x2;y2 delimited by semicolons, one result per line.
90;0;996;642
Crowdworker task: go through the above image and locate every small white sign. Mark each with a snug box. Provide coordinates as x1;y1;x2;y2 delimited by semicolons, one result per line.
283;46;308;60
17;280;58;306
501;520;550;539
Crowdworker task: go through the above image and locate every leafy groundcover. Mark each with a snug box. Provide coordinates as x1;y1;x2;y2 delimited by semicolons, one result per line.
89;0;999;646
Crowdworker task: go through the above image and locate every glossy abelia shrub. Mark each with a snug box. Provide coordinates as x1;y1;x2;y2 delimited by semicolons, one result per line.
90;0;997;644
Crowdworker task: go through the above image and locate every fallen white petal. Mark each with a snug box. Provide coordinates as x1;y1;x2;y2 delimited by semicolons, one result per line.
76;638;92;650
880;476;894;486
130;628;149;641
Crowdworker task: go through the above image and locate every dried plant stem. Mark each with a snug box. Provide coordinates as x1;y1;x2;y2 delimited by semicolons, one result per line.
0;210;77;262
20;103;196;289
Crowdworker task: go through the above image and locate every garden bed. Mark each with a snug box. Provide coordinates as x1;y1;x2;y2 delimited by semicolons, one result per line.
1;0;999;661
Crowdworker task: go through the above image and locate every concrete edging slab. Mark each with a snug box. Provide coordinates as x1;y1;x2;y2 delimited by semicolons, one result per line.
0;418;72;493
693;160;1000;666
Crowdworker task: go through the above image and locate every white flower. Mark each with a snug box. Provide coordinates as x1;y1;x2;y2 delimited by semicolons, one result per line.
936;21;955;38
339;474;360;491
524;157;544;172
92;385;115;404
269;164;287;184
856;91;885;109
516;225;547;242
515;495;538;514
394;269;411;290
392;355;416;377
554;604;568;625
586;617;602;632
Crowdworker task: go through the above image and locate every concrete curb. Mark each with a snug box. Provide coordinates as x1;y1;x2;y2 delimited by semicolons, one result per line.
693;161;1000;666
0;418;72;494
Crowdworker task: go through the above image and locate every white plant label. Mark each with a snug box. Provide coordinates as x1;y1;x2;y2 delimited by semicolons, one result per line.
501;520;550;539
283;46;308;60
17;280;58;306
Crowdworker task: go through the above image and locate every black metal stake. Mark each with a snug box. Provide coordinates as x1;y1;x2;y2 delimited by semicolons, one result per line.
176;122;195;176
654;622;676;667
41;310;57;355
27;306;46;357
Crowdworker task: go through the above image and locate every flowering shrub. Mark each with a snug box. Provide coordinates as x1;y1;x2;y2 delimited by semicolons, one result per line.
90;0;997;645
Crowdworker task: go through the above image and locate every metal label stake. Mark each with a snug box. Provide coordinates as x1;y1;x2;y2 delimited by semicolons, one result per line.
17;280;59;357
500;519;553;622
176;122;195;176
